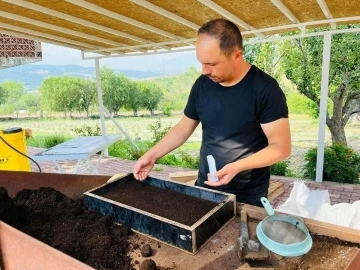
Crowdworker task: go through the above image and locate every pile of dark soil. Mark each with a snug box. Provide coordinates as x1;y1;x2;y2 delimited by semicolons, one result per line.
0;187;132;270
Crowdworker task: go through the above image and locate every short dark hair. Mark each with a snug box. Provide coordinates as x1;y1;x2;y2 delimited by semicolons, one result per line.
198;18;244;55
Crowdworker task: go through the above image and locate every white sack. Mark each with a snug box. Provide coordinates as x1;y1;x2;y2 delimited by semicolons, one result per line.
276;181;360;230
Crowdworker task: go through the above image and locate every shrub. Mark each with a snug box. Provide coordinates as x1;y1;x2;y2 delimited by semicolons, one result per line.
108;119;201;170
148;119;171;145
90;114;100;119
108;139;149;161
72;123;101;136
162;103;173;117
177;150;200;169
303;142;360;184
43;135;66;148
287;93;319;118
157;154;179;166
270;160;294;177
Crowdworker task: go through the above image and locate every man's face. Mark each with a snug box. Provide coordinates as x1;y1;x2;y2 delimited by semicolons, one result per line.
196;34;240;83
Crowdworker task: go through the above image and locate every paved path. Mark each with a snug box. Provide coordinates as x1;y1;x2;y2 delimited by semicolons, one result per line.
271;176;360;207
28;147;360;207
28;147;193;181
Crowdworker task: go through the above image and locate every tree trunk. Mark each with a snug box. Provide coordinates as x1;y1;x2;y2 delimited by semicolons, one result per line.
327;81;348;145
133;109;138;117
327;121;347;145
150;109;154;116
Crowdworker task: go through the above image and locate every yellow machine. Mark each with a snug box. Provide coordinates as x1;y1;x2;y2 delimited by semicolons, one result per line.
0;127;30;172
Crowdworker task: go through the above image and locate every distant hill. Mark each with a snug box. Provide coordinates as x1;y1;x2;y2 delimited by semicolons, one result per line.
0;64;165;91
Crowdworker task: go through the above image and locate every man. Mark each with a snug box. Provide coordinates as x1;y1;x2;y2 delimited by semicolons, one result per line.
133;18;291;207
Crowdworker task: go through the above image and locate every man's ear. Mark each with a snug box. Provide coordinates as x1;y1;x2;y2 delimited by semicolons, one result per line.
234;49;243;61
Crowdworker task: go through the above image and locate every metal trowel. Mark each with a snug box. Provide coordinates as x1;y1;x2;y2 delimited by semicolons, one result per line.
237;209;269;261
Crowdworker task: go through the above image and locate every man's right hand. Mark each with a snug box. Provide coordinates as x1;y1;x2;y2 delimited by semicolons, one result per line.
133;116;199;181
133;155;156;181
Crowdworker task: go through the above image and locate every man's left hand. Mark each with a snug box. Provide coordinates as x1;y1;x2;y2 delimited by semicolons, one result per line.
204;163;238;187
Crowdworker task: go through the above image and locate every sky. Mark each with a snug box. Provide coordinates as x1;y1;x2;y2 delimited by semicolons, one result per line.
33;43;199;72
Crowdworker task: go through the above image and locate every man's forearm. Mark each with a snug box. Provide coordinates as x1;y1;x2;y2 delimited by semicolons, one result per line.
233;143;291;173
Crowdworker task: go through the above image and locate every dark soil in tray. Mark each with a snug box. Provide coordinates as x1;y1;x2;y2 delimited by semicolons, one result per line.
97;179;218;226
0;187;132;270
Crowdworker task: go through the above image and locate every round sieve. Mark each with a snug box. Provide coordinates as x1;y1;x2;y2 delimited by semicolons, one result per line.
256;197;312;257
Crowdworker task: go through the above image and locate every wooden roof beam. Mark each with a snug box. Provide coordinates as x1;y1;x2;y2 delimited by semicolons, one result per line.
198;0;264;38
0;11;143;53
83;46;196;60
65;0;193;47
84;38;197;54
130;0;200;30
269;0;304;33
241;16;360;37
1;0;168;51
316;0;336;29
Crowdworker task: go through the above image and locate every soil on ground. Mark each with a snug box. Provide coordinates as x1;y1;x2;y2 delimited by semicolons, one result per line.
0;187;132;270
96;179;218;226
277;234;360;269
1;185;359;270
242;234;360;269
244;218;360;269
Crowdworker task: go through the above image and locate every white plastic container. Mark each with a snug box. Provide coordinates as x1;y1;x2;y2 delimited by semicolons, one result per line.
207;155;218;182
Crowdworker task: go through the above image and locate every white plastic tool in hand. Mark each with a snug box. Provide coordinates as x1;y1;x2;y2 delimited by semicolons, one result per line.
207;155;219;182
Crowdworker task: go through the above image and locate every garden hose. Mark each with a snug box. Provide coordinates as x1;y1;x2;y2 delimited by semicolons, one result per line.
0;135;41;173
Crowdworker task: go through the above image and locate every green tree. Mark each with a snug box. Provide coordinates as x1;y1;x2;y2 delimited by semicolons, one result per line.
246;41;320;118
0;104;16;115
244;42;262;64
1;81;25;102
19;92;41;115
78;79;96;117
281;27;360;145
0;81;25;116
40;76;82;117
0;84;7;105
138;81;163;116
125;81;142;116
40;77;59;112
101;68;129;115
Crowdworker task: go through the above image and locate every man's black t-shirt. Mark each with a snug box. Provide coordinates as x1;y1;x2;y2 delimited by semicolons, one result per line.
184;65;288;204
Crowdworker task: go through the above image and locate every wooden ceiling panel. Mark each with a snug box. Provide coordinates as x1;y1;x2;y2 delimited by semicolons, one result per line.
214;0;292;29
281;0;326;22
0;1;141;46
326;0;360;18
150;0;223;27
87;0;197;39
28;0;171;43
0;17;116;49
0;0;358;56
